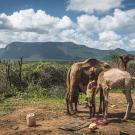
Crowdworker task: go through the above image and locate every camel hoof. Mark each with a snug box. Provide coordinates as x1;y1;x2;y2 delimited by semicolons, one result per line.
66;111;71;115
74;110;79;113
88;116;92;119
98;110;103;114
72;111;77;115
121;118;127;122
103;117;107;121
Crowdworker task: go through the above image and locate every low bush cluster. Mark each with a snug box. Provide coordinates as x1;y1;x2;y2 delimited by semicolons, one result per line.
0;61;70;99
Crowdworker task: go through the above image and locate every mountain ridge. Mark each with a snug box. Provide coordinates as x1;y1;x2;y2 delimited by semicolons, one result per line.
0;42;133;60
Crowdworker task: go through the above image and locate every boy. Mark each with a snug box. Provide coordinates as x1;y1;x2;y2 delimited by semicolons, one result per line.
86;70;97;118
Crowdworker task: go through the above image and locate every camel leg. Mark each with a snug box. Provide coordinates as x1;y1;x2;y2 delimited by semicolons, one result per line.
65;91;74;114
103;89;109;119
123;90;133;120
75;93;79;112
99;88;104;114
75;102;78;112
102;94;105;114
69;99;74;113
66;93;70;114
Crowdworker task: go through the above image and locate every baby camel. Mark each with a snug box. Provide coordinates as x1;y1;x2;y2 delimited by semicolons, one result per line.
98;54;135;119
97;68;133;120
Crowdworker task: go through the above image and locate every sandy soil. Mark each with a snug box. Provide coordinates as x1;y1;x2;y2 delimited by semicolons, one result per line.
0;93;135;135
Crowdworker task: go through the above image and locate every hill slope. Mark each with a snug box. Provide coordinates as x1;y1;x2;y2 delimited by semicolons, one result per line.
0;42;131;60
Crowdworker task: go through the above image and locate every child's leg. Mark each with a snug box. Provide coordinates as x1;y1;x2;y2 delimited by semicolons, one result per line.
92;103;96;117
89;106;92;118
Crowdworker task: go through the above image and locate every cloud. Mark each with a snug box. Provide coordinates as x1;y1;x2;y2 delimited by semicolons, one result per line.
0;9;74;47
67;0;122;13
100;9;135;33
99;31;121;41
77;15;100;32
0;9;73;32
56;16;73;29
0;8;135;50
0;13;13;29
75;9;135;50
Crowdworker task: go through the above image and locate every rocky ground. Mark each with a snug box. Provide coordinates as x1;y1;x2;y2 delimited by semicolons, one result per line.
0;93;135;135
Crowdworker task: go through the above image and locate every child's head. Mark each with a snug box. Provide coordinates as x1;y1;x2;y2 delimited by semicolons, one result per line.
89;71;96;81
89;67;96;81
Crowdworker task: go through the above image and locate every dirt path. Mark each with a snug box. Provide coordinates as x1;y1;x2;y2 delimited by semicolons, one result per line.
0;93;135;135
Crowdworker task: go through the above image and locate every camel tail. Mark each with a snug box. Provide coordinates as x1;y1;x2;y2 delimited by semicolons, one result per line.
66;67;71;97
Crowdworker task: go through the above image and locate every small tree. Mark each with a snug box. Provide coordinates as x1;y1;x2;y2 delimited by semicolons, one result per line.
18;57;23;89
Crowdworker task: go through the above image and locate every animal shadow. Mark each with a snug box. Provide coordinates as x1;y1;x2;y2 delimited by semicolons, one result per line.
108;112;135;123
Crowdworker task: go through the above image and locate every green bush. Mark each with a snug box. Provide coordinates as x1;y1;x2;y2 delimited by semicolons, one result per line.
0;61;70;99
26;83;48;99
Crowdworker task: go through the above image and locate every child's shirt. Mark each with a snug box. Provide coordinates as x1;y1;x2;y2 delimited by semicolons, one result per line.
86;80;97;98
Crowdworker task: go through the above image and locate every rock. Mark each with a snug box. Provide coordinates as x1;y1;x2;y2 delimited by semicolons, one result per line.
26;113;36;127
12;126;19;130
120;131;129;135
111;105;116;108
59;121;90;131
89;123;97;131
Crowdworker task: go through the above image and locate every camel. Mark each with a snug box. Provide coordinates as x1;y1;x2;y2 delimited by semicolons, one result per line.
97;54;135;120
117;54;135;71
66;58;111;114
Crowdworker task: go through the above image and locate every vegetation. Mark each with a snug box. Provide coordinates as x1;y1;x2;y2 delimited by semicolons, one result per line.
0;58;135;115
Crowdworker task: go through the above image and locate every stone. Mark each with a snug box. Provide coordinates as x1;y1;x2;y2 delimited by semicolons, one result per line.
89;123;97;131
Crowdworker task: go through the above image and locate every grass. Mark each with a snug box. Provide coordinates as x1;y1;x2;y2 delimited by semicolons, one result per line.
0;93;98;116
0;97;65;116
0;88;134;116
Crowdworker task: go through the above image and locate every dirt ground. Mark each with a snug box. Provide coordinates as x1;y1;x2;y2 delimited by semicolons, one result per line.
0;93;135;135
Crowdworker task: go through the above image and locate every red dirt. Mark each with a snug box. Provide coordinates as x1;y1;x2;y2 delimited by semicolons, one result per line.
0;93;135;135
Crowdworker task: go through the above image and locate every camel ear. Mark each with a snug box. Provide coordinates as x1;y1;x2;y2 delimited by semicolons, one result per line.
84;58;92;63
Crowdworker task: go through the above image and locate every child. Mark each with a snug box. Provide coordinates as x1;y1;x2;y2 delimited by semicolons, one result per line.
86;70;97;118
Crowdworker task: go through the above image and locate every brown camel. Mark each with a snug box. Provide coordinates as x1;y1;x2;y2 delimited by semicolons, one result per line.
97;54;135;120
117;54;135;71
66;58;111;114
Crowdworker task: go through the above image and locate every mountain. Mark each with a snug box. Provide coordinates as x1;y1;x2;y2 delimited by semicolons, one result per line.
0;42;133;60
129;51;135;55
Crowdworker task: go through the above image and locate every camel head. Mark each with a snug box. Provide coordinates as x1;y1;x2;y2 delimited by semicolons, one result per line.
119;54;135;63
87;60;111;80
118;54;135;70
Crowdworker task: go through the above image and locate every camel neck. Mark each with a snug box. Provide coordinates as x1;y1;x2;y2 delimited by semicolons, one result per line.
117;58;127;71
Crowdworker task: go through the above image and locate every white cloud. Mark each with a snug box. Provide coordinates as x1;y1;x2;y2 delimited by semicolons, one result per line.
77;15;100;32
0;9;73;32
99;31;121;41
0;8;135;50
130;39;135;45
67;0;122;13
56;16;73;29
100;9;135;32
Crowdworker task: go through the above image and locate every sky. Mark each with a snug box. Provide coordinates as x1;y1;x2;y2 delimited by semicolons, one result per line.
0;0;135;50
